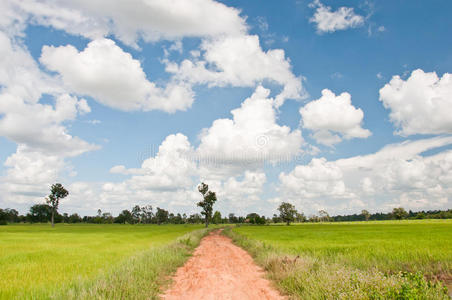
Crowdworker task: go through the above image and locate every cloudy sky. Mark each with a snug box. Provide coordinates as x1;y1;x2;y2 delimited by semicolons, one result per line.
1;0;451;217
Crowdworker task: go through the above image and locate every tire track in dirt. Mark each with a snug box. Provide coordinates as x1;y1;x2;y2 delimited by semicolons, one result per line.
162;230;285;300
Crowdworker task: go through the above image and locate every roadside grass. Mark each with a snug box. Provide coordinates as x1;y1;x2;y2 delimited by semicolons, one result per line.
0;224;204;299
225;220;451;299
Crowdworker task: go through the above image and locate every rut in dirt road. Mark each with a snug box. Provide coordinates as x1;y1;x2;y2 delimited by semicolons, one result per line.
162;230;285;300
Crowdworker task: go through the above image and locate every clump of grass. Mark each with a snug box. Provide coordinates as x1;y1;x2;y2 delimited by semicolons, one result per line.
53;228;208;300
223;227;449;299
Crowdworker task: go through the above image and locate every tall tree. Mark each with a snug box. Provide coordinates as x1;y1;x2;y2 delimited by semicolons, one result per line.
46;183;69;227
278;202;298;225
197;182;217;227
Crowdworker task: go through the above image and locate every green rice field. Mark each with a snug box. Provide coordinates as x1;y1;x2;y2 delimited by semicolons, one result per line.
0;224;203;299
234;219;452;275
229;219;452;299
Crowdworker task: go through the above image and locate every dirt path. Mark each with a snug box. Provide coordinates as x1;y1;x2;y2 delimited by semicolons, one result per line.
162;230;285;300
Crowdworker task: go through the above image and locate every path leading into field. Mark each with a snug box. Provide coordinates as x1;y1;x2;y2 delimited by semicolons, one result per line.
162;230;285;300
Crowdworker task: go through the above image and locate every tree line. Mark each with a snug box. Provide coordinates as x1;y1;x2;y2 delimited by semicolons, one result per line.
1;204;451;226
0;183;451;225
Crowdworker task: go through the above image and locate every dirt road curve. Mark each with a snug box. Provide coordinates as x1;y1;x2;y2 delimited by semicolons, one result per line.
162;230;285;300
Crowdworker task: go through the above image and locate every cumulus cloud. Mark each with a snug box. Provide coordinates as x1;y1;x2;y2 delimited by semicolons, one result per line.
300;89;371;146
5;0;246;46
196;86;303;170
279;157;351;199
379;69;452;136
166;34;305;107
101;134;268;214
40;38;194;113
309;0;364;34
278;137;452;215
0;31;98;208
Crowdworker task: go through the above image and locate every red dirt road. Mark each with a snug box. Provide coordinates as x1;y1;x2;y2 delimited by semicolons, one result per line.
162;230;285;300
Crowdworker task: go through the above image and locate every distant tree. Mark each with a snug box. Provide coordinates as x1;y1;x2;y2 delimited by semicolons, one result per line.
68;213;82;223
197;182;217;227
155;207;169;225
278;202;298;225
392;207;408;220
296;212;306;223
0;209;7;225
318;210;330;222
46;183;69;227
141;205;153;224
213;211;222;224
188;213;202;224
115;210;133;224
228;213;238;224
131;205;142;224
29;204;53;223
361;210;371;221
272;213;282;223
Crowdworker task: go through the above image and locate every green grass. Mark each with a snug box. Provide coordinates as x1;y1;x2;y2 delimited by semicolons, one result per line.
0;223;204;299
227;219;452;299
235;220;452;275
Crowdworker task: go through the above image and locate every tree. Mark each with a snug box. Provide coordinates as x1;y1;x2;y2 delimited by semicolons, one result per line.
213;211;222;224
228;213;238;224
141;205;153;224
28;204;53;223
115;210;133;224
155;207;169;225
296;212;306;223
197;182;217;227
45;183;69;227
392;207;408;220
361;209;371;221
318;210;330;222
131;205;142;224
0;209;7;225
278;202;297;225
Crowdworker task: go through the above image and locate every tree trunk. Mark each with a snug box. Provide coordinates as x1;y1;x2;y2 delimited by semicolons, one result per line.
51;208;55;227
205;216;209;228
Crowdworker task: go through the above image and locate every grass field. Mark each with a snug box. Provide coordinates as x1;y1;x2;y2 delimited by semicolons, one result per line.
0;224;204;299
227;219;452;299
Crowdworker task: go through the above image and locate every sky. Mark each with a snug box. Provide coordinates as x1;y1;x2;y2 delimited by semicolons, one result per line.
1;0;452;217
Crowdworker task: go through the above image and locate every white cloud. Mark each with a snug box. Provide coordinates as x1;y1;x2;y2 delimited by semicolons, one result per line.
379;69;452;136
0;31;98;209
309;0;364;34
300;89;371;146
196;86;303;171
166;34;305;107
0;93;98;156
279;158;351;199
101;134;269;214
278;137;452;214
40;38;194;113
5;0;246;46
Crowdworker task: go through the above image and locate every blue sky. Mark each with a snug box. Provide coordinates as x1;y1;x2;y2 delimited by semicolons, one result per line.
0;0;451;217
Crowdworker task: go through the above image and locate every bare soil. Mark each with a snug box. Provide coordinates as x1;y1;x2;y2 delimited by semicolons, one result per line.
162;230;285;300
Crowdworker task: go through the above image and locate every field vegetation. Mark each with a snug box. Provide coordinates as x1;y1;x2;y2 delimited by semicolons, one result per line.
0;224;205;299
225;219;452;299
